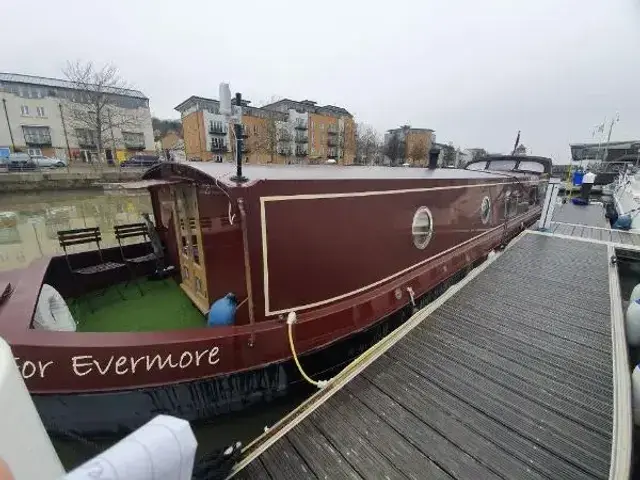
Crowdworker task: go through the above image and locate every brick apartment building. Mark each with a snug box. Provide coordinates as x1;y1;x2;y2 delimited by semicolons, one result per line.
175;96;356;165
384;126;435;166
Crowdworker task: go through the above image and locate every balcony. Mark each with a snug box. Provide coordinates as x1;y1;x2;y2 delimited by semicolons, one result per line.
327;125;338;135
327;137;338;147
124;139;146;150
24;133;52;146
328;149;338;159
295;134;308;143
294;120;308;130
211;142;228;153
209;124;227;135
78;139;96;149
295;148;308;157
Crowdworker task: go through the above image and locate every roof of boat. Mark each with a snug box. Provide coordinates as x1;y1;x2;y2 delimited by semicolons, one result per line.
144;162;515;186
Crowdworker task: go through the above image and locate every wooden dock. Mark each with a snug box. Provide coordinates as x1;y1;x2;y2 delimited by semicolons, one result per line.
230;202;633;480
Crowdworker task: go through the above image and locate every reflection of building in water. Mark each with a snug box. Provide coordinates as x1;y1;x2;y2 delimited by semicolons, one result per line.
44;207;73;240
0;212;20;245
0;191;153;271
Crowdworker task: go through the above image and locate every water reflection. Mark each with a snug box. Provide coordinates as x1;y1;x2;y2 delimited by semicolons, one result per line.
0;190;153;271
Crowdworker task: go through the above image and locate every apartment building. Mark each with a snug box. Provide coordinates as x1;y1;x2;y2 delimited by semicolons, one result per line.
0;73;154;162
384;126;435;166
175;95;355;165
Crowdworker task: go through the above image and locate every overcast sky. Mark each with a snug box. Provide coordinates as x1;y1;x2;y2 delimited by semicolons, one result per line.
3;0;639;163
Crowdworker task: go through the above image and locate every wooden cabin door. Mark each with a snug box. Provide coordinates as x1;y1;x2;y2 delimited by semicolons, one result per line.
171;185;210;313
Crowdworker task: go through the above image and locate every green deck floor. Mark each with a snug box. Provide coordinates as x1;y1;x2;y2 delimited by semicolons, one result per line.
73;278;207;333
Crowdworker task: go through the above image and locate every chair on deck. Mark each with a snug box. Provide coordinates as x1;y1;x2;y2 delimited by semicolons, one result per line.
57;227;127;311
114;222;162;295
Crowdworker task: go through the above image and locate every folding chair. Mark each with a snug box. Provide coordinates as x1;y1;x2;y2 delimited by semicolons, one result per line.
57;227;126;312
114;222;162;295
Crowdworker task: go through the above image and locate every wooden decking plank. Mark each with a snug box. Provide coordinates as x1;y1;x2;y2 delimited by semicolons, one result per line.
323;391;453;480
364;359;601;480
437;317;614;399
422;325;613;406
399;331;613;440
434;305;612;381
437;303;611;370
307;396;407;479
287;420;362;479
233;457;271;479
346;376;529;480
259;436;318;479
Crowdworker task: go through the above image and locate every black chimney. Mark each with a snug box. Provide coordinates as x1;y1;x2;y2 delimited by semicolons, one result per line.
428;147;440;170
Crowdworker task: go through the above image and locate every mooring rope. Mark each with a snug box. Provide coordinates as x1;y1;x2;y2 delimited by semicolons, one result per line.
286;312;330;389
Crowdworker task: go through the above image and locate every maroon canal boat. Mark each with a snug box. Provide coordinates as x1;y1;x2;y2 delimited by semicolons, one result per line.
0;155;550;435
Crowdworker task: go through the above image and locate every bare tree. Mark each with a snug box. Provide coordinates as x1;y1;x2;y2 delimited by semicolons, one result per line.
63;61;142;163
246;118;281;163
442;143;456;166
355;123;382;165
384;133;404;166
409;138;428;165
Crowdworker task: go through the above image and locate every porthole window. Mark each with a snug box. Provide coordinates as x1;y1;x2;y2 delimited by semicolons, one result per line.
412;207;433;250
481;196;491;224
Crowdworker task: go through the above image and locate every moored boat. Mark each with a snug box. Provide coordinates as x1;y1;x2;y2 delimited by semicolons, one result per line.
0;155;550;436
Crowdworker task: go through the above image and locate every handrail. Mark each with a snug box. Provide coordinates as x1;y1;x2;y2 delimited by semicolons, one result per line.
237;198;256;346
607;245;632;480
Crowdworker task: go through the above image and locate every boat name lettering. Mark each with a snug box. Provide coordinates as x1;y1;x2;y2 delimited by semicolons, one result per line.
72;347;220;376
14;347;220;379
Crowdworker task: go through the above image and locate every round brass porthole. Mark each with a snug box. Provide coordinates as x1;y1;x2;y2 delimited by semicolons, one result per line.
412;207;433;250
481;196;491;224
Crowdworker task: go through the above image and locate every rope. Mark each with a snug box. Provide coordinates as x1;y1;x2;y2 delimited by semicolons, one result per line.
286;312;330;389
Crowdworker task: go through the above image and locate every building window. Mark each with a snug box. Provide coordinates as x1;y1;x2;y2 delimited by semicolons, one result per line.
36;106;45;117
27;148;42;156
412;206;434;250
20;105;29;116
22;126;51;145
122;131;145;149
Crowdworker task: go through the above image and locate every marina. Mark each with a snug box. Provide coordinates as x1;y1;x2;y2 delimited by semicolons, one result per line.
230;201;633;479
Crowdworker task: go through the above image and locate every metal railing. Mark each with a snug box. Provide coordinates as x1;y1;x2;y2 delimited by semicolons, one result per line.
24;134;52;146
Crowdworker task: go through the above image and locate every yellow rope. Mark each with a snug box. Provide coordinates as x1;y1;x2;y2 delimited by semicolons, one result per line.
286;312;329;389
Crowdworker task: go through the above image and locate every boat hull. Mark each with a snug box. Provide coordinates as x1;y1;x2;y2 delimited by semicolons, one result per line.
30;210;538;436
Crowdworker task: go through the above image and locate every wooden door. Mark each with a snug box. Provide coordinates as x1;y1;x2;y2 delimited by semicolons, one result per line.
171;185;210;313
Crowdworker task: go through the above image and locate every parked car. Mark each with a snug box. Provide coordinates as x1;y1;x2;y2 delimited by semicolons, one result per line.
30;155;67;168
121;154;161;168
5;153;36;172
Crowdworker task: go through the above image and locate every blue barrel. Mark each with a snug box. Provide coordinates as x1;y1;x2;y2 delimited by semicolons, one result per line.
207;293;238;326
572;171;584;186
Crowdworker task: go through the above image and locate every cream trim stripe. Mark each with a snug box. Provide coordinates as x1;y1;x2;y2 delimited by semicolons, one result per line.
260;182;542;315
261;180;541;203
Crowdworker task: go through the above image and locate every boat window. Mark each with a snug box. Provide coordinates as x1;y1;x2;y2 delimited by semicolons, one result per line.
504;190;512;218
516;161;545;173
466;161;487;171
412;207;433;250
481;196;491;224
488;160;517;171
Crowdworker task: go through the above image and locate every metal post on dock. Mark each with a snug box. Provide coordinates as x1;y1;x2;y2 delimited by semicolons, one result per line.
537;179;561;230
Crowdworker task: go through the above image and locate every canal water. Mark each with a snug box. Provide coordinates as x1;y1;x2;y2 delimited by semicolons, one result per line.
0;189;311;470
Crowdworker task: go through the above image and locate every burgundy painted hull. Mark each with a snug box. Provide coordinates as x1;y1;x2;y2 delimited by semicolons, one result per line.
0;161;547;434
